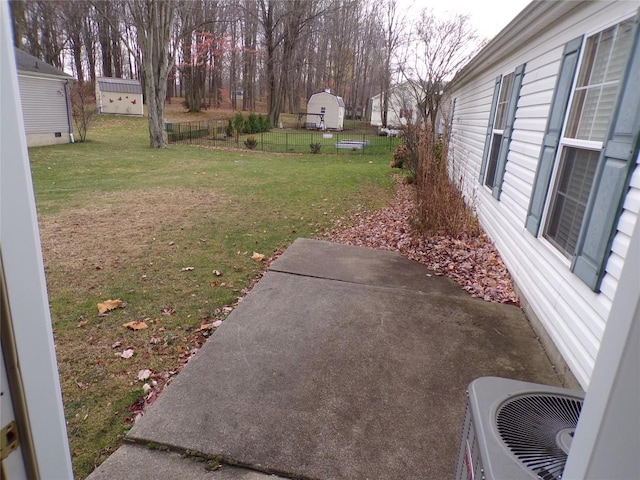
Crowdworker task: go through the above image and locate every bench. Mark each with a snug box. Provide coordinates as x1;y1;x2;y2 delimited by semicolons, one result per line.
335;140;369;150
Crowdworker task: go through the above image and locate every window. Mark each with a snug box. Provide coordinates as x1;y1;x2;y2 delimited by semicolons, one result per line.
485;73;514;189
479;64;525;199
543;19;635;258
527;16;639;291
544;148;599;256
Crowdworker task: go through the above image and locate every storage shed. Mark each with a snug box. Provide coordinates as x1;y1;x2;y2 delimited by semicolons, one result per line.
306;90;345;130
14;48;73;147
96;77;144;116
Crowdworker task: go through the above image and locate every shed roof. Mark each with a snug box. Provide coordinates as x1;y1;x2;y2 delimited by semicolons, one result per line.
14;48;72;78
98;77;143;94
309;91;345;107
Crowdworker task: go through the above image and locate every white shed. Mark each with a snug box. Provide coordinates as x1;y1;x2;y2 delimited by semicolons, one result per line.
96;77;144;116
306;90;345;130
14;48;74;147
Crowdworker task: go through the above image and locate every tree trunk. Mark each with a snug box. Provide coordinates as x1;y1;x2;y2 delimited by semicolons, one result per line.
83;12;96;82
9;0;25;48
97;2;113;77
130;0;175;148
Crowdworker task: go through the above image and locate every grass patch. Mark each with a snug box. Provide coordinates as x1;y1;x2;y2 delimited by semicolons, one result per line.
29;114;395;479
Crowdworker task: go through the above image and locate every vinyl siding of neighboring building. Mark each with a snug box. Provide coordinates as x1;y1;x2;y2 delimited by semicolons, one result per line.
96;77;144;116
18;74;71;141
448;0;639;388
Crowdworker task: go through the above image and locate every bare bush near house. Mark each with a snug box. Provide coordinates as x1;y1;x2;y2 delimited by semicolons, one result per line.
70;81;94;142
413;129;479;236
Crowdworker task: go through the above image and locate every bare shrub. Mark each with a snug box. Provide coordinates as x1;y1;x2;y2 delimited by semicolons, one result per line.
70;81;95;142
414;130;479;236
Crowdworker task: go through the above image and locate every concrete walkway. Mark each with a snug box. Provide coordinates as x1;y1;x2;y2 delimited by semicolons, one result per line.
88;238;561;480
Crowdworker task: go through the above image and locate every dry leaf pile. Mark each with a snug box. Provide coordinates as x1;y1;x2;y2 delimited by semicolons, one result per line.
322;180;519;305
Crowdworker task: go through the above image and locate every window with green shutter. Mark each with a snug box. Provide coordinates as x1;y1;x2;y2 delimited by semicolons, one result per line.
527;15;639;291
479;64;526;199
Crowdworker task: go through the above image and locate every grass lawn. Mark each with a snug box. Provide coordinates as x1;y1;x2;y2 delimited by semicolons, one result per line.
29;113;396;479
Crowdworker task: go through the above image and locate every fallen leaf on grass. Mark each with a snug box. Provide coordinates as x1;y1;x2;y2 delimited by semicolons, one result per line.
137;369;152;381
120;348;134;359
180;266;195;272
212;320;223;328
111;341;122;349
97;299;125;314
212;269;222;276
251;252;265;262
161;307;175;316
77;320;88;328
76;381;90;390
196;323;214;332
149;336;162;345
123;320;148;330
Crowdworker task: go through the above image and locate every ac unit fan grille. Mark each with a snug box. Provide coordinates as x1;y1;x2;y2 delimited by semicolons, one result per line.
496;394;583;480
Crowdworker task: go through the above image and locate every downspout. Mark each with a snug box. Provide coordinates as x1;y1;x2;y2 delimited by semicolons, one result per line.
64;80;74;143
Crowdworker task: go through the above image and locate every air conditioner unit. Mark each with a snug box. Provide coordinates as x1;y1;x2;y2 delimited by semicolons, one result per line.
455;376;585;480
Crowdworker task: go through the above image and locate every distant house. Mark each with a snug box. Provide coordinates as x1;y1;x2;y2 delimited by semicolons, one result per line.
306;90;345;130
14;48;73;147
96;77;144;116
370;82;423;128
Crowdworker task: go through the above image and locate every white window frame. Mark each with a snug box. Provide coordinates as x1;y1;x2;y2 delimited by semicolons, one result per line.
541;17;635;260
483;72;514;191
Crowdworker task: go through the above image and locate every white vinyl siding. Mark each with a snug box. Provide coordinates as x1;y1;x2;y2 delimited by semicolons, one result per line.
17;74;69;134
448;0;639;388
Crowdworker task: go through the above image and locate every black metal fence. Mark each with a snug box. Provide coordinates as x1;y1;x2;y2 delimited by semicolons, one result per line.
165;120;401;155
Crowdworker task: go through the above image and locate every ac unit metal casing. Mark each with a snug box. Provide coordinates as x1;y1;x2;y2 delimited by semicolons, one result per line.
455;376;585;480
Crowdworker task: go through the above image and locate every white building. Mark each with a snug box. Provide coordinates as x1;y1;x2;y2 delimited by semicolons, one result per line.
15;48;74;147
96;77;144;116
448;2;639;476
306;90;345;130
370;82;423;128
449;0;639;389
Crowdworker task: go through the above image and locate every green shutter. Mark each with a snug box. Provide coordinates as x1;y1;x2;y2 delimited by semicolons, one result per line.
479;75;502;184
572;17;640;291
525;36;583;235
493;63;526;199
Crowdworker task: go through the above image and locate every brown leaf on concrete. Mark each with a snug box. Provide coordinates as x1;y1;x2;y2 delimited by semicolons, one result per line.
321;179;520;306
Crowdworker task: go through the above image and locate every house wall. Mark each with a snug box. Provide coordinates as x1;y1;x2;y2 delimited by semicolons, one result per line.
98;90;144;116
448;0;639;388
370;94;383;126
17;74;71;147
307;93;343;130
370;87;421;128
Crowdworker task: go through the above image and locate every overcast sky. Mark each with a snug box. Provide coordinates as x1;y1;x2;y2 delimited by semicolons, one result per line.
402;0;533;40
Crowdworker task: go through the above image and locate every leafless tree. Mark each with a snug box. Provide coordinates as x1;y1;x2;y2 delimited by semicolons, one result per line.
69;80;95;142
377;0;408;127
401;10;479;137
